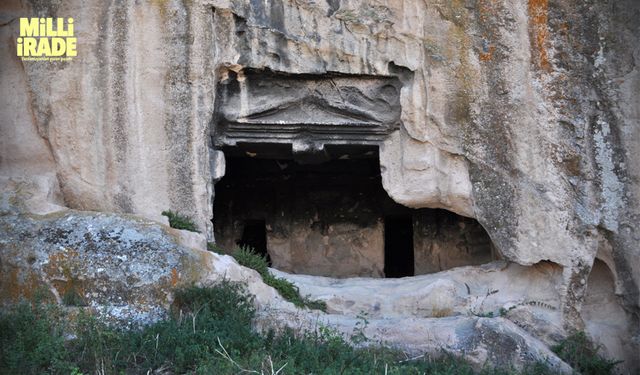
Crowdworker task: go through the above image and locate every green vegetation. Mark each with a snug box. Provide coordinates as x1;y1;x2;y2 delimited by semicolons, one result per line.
1;281;574;375
206;241;226;254
62;287;86;307
161;210;199;233
551;332;621;375
229;246;327;311
498;306;516;317
232;245;270;276
0;302;72;374
472;311;494;318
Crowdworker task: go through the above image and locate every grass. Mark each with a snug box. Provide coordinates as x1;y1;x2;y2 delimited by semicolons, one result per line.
0;302;72;374
231;246;328;311
551;331;621;375
62;287;86;307
263;273;328;311
232;245;270;276
161;210;199;233
0;281;575;375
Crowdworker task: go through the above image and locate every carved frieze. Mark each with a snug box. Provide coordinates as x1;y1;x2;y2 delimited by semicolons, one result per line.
213;69;402;148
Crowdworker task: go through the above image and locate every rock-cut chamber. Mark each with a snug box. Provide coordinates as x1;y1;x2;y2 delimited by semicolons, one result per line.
211;69;499;278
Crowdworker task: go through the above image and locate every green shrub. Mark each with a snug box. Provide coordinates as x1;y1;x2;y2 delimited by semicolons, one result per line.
62;287;87;307
230;246;327;311
232;245;270;277
71;312;125;373
0;302;74;374
123;281;262;373
0;282;564;375
161;210;199;232
263;273;328;311
207;242;227;254
551;332;621;375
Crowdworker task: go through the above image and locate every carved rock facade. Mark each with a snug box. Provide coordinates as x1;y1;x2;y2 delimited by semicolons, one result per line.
0;0;638;372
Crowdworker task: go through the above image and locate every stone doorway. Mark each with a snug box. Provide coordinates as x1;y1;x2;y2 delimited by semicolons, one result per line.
384;215;415;278
237;219;270;264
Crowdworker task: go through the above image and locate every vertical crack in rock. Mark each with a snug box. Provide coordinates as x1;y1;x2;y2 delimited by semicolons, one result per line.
464;0;519;256
109;0;133;212
163;0;196;217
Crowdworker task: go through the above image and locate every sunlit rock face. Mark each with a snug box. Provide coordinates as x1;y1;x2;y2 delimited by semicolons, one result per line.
1;0;638;372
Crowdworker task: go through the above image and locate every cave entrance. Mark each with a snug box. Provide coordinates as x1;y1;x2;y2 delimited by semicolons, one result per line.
211;68;499;278
213;144;390;277
384;216;415;278
212;144;499;278
237;220;270;264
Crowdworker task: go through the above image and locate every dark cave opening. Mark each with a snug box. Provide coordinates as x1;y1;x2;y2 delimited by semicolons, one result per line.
237;219;270;265
384;215;415;278
212;144;498;278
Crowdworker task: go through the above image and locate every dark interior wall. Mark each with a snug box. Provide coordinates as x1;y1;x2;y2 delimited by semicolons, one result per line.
413;209;497;274
214;147;391;277
213;147;498;278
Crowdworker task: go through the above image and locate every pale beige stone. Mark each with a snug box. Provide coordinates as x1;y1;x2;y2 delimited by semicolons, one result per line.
0;0;638;372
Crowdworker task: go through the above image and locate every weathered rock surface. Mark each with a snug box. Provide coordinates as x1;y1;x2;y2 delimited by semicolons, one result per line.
256;309;574;373
274;261;639;370
0;206;571;372
272;261;564;321
1;0;639;372
0;206;288;326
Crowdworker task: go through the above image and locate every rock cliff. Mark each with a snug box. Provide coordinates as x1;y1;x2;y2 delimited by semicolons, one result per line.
1;0;638;372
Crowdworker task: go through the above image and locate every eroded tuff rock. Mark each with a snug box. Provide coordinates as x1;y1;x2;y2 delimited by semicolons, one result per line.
0;205;572;372
0;202;285;327
1;0;639;372
272;262;637;369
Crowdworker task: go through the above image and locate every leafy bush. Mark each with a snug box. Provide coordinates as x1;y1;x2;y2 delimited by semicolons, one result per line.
161;210;199;232
0;302;74;374
551;332;621;375
231;246;327;311
263;273;328;311
233;245;270;277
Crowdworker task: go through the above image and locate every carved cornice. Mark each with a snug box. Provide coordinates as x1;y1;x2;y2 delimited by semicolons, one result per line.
213;69;402;148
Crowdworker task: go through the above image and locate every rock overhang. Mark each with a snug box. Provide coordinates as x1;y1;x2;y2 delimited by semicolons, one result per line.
213;68;404;162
